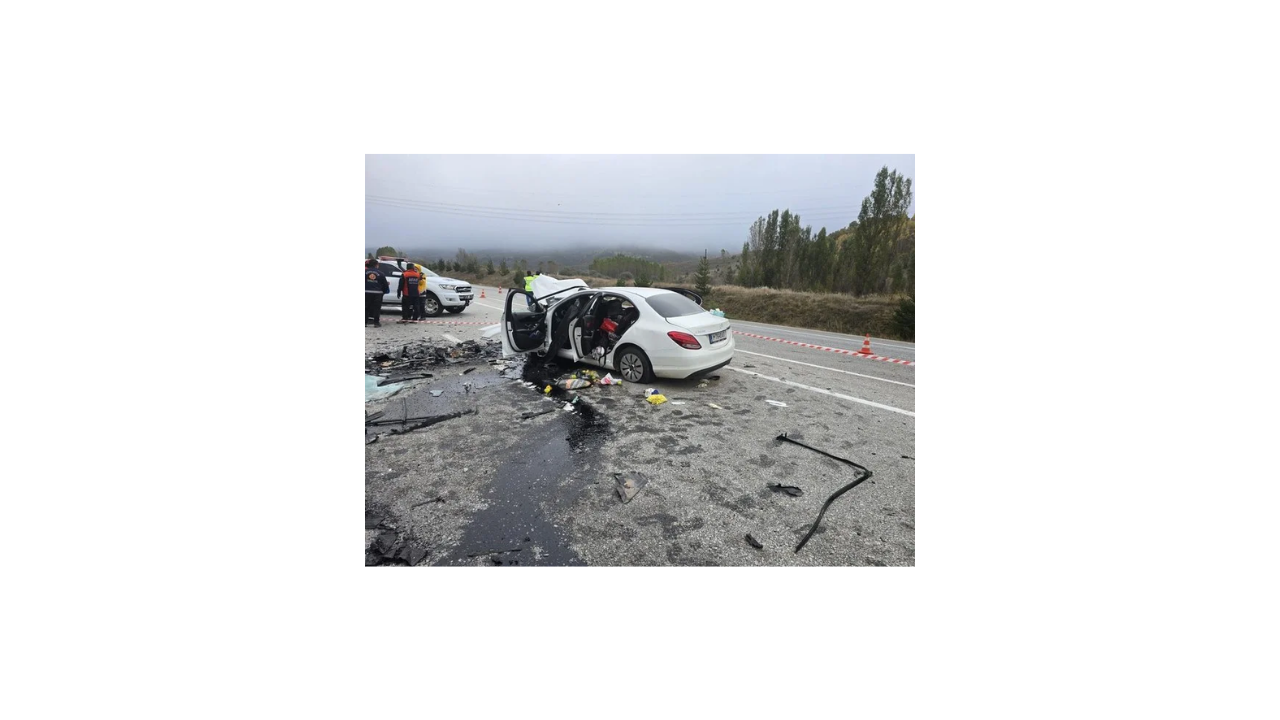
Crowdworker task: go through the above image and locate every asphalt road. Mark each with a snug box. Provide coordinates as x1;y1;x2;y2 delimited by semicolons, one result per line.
365;284;915;566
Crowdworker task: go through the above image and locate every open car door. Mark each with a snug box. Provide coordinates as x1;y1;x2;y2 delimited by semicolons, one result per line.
568;292;604;361
655;287;703;306
501;286;550;358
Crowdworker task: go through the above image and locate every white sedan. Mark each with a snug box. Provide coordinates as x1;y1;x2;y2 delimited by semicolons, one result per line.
499;279;734;383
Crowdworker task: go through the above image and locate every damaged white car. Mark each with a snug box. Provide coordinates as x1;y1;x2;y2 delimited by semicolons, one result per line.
499;276;734;383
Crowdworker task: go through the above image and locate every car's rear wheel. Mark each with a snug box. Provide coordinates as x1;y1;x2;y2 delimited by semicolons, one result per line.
422;293;443;317
444;306;464;314
616;345;653;384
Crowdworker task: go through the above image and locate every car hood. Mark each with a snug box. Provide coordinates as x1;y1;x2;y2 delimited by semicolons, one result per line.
664;313;731;335
432;276;467;285
532;275;588;298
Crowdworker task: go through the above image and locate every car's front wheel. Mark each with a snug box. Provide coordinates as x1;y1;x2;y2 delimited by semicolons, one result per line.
422;293;443;317
615;345;653;384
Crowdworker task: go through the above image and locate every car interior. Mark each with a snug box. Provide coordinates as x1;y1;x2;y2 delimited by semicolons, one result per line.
580;295;639;357
552;294;592;351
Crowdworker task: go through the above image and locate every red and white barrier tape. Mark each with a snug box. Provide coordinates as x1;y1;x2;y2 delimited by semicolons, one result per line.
732;330;915;366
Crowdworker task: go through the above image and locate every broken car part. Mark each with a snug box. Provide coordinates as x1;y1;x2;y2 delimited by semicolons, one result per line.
366;528;429;566
614;472;650;503
377;373;433;387
745;533;764;549
466;547;523;558
776;432;875;553
384;409;481;430
768;483;804;497
366;409;477;427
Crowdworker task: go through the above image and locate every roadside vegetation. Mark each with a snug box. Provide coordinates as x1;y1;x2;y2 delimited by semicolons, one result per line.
673;284;910;340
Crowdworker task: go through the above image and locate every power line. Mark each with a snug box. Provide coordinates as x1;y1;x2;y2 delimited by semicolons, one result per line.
366;194;863;218
367;197;859;227
367;199;758;226
366;178;867;201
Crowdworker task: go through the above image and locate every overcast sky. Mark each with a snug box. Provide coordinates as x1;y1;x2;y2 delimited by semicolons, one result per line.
366;154;915;254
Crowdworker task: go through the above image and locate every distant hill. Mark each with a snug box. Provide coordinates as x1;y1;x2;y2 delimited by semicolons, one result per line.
366;243;713;273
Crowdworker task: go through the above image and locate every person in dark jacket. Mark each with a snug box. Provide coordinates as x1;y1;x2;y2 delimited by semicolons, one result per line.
365;259;390;327
399;263;424;323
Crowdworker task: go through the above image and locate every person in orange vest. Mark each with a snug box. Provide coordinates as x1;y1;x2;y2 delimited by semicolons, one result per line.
398;263;424;323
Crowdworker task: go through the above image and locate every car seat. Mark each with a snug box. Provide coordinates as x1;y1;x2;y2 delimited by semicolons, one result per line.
613;304;639;335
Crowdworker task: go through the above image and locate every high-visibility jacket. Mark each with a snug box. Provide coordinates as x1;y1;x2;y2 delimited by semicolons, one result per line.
524;275;536;293
401;268;422;297
416;266;428;294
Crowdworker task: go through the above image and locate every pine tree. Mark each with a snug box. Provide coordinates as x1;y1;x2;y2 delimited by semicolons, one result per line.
851;166;912;296
499;259;508;275
694;250;712;297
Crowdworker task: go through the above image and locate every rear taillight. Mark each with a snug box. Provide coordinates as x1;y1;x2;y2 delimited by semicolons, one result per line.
668;331;702;350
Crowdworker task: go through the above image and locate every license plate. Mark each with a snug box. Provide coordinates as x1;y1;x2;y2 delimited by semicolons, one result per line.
709;330;727;344
459;295;473;300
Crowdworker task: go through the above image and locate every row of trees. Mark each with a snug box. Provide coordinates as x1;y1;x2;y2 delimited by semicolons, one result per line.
732;166;914;296
590;254;667;286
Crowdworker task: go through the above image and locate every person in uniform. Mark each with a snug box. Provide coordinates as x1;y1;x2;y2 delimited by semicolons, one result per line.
365;259;390;327
399;263;423;323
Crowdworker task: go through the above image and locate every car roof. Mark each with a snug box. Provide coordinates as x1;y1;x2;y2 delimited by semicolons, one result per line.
595;286;673;298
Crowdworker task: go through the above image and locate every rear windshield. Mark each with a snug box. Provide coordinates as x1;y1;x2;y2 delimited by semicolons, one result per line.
644;292;705;318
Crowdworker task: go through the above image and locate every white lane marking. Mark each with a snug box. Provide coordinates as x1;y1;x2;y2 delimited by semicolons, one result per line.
735;349;916;388
442;333;462;344
731;320;916;352
724;366;915;417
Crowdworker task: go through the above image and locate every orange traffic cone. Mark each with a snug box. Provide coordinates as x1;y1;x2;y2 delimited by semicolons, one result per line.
498;286;503;294
858;334;873;355
481;289;486;298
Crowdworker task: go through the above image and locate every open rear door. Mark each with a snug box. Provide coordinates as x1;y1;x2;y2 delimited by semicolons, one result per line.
568;292;602;360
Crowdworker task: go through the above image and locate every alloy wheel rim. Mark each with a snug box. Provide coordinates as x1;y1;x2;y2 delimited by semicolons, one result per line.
425;298;439;313
621;354;642;381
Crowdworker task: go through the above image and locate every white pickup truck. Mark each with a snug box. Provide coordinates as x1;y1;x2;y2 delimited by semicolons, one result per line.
372;256;474;316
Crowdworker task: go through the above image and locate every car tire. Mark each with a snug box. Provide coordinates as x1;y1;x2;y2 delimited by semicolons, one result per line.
615;345;653;384
444;306;464;314
422;293;443;317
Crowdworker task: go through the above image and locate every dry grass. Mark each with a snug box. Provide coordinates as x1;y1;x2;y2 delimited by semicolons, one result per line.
701;285;909;340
